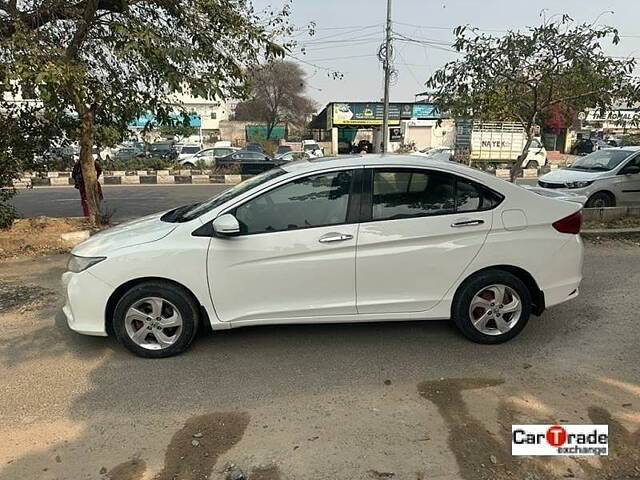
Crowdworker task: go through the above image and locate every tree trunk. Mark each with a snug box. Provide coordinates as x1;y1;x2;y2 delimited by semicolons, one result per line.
79;105;101;223
510;132;534;183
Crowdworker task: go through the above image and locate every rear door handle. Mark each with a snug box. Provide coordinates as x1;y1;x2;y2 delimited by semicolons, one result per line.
451;219;485;228
319;232;354;243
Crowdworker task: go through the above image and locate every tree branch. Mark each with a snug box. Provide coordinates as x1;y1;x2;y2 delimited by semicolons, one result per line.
0;0;126;40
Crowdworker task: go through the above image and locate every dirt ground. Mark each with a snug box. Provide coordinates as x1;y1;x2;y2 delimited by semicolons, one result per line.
584;216;640;230
0;217;95;260
0;242;639;480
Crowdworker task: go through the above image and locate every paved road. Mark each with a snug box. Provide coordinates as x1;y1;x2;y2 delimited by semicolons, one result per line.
10;185;229;222
11;179;539;222
0;243;638;479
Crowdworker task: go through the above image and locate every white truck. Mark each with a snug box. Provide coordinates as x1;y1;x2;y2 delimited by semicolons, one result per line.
462;121;547;168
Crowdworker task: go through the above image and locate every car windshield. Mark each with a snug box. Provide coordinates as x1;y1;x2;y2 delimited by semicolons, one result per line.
161;168;286;223
569;149;632;171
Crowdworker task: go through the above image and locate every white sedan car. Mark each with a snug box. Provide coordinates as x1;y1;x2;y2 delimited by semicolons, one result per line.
63;155;584;357
538;147;640;207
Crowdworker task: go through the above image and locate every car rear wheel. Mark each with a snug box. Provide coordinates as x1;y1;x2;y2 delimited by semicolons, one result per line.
586;191;615;208
451;270;531;344
113;281;199;358
526;160;539;169
182;162;195;169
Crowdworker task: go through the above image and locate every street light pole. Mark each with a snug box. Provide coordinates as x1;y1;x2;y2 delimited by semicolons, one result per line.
381;0;392;154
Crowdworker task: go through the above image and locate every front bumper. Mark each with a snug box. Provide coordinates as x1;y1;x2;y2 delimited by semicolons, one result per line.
62;270;113;336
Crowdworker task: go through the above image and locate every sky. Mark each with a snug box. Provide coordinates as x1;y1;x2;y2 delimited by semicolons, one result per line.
252;0;640;110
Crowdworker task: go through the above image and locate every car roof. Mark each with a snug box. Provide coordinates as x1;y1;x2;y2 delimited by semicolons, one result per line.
280;154;522;192
608;145;640;152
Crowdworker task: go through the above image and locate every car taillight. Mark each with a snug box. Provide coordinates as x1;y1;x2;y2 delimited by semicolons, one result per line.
552;210;582;234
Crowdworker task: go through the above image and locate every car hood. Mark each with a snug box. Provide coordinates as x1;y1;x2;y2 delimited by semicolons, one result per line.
71;212;177;257
539;168;608;183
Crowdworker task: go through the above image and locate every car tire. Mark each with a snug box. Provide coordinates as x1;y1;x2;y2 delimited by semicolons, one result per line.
113;281;200;358
451;270;531;344
586;191;615;208
526;160;539;169
182;162;195;169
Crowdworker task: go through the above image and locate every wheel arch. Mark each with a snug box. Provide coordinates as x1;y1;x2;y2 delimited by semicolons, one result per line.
105;276;208;336
453;265;545;316
586;190;616;207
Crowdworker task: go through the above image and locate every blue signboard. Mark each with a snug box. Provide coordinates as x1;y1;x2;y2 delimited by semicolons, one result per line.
412;104;436;118
130;112;201;128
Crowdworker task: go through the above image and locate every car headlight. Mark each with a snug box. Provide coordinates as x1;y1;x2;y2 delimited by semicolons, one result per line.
67;255;106;273
564;180;593;189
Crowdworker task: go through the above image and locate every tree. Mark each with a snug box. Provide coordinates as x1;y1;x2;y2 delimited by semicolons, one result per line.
234;61;318;140
426;15;640;181
0;0;291;222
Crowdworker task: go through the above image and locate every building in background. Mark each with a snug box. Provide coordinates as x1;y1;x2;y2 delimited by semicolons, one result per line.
311;102;454;154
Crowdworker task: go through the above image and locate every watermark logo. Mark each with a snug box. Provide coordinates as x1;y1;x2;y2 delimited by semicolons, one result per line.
512;425;608;456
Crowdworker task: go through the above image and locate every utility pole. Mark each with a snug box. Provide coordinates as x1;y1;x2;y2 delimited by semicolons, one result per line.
381;0;392;154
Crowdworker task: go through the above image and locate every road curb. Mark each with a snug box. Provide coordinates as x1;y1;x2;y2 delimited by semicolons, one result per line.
14;172;247;188
581;227;640;238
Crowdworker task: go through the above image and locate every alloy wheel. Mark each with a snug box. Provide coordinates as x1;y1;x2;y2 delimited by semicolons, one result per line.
124;297;183;350
468;284;522;336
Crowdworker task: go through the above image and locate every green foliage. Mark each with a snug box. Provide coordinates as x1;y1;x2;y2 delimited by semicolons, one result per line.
104;158;177;171
158;124;198;142
426;15;640;179
0;0;294;207
0;203;17;229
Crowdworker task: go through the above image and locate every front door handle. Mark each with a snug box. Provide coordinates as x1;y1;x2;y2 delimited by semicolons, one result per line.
319;232;354;243
451;219;485;228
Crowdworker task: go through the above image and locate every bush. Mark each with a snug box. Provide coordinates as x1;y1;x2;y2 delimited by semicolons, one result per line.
103;157;178;171
0;203;17;229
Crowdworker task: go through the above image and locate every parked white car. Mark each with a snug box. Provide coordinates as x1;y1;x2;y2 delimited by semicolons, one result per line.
411;146;455;161
538;147;640;207
302;140;324;158
176;144;202;161
179;146;239;167
62;155;583;357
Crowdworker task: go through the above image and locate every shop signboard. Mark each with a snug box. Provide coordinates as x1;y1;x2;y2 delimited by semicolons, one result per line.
332;103;401;126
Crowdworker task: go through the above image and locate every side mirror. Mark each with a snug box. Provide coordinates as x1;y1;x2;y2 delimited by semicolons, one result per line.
212;213;240;236
621;165;640;175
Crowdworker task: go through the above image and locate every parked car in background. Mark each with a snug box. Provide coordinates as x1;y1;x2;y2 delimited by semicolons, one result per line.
354;140;373;153
217;150;277;174
114;146;146;160
176;144;202;161
411;146;455;161
245;142;264;153
302;140;324;158
538;146;640;207
179;147;239;167
149;142;177;160
276;145;292;155
274;151;312;162
571;138;610;156
63;154;584;357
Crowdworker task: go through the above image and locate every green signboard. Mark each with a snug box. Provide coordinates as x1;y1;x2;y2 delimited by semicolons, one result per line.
332;103;401;126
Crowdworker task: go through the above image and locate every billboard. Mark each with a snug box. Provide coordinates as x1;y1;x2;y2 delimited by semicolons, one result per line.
332;103;401;125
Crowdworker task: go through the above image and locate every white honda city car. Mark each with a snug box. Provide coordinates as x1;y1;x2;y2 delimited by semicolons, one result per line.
538;146;640;207
62;155;584;357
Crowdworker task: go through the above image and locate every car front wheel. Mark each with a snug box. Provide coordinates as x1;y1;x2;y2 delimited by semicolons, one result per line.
113;281;199;358
585;191;615;208
451;270;531;344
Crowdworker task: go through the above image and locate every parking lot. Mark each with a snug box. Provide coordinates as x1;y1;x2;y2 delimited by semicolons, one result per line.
0;240;638;480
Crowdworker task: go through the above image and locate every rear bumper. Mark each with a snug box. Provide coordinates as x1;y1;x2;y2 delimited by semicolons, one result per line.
62;270;112;336
539;235;583;309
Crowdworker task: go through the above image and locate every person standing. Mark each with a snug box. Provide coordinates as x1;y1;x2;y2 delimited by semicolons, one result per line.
72;159;103;217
